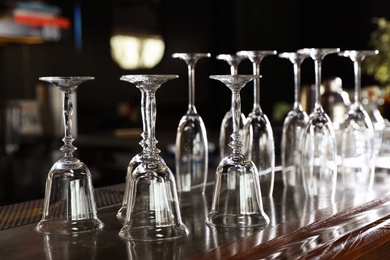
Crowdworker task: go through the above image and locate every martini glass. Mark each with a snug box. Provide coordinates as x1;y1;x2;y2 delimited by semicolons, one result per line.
236;50;277;197
206;74;269;229
338;50;378;193
118;75;189;241
278;52;309;189
216;54;247;160
297;48;339;201
36;76;104;234
172;53;210;193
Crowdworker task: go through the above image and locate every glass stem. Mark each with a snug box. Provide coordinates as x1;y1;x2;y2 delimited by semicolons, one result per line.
140;90;148;151
314;59;322;110
252;61;262;112
187;62;197;114
293;62;301;109
353;60;361;107
61;91;76;157
145;88;160;160
230;65;237;75
230;88;243;155
230;65;238;75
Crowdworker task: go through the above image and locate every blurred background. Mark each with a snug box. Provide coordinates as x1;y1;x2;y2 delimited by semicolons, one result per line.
0;0;389;205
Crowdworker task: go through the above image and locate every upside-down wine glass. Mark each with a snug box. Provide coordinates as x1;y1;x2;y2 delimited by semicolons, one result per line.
278;52;309;189
297;48;339;202
216;54;247;160
36;76;104;234
116;83;150;219
338;50;378;194
236;50;277;197
172;53;210;193
206;74;269;228
118;75;189;241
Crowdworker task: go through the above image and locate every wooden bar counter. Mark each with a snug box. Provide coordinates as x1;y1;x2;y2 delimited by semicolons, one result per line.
1;173;390;259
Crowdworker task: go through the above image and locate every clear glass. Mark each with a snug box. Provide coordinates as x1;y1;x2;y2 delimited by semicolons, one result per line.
362;85;386;168
206;74;269;229
320;77;351;172
118;75;189;241
36;76;104;234
338;50;377;193
376;119;390;182
236;50;277;197
116;81;160;219
172;53;210;193
278;52;309;188
216;54;247;160
297;48;339;201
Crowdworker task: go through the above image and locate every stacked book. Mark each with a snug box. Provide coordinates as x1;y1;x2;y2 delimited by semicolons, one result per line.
12;1;70;30
0;1;70;43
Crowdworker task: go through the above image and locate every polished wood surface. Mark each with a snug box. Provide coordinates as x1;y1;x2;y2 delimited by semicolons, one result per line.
1;174;390;259
191;186;390;259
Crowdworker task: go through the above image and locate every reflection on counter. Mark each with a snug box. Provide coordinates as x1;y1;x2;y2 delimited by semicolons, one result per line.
2;173;390;258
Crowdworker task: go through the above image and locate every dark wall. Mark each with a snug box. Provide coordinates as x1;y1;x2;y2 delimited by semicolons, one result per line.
0;0;387;135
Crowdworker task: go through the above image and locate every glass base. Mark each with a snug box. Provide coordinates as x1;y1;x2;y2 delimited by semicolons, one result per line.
36;218;104;234
119;224;189;241
205;213;269;229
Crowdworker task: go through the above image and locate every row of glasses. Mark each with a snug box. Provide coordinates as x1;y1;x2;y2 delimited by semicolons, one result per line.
35;72;272;237
35;48;380;239
34;51;261;239
36;75;189;241
34;50;323;236
216;49;378;204
279;48;378;203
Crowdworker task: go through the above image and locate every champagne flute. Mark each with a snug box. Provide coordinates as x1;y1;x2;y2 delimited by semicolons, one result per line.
172;53;210;193
278;52;309;189
297;48;339;201
118;75;189;241
338;50;378;194
216;54;247;160
206;74;269;228
36;76;104;234
236;50;277;197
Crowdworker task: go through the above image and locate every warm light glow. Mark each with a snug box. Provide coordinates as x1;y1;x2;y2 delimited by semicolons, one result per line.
110;34;165;69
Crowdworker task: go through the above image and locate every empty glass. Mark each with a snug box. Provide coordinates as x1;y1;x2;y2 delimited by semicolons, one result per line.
376;119;390;182
172;53;210;193
320;77;351;172
236;50;277;197
206;75;269;229
362;85;386;169
117;81;153;220
278;52;309;189
297;48;339;201
216;54;247;160
118;75;189;241
36;76;104;234
338;50;377;193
